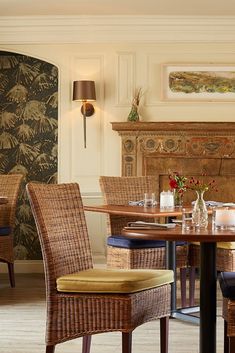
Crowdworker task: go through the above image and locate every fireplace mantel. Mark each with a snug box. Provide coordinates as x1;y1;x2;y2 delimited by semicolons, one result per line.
111;121;235;202
111;121;235;133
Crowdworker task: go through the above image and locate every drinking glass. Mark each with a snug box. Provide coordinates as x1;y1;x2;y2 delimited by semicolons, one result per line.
182;208;193;230
144;192;156;207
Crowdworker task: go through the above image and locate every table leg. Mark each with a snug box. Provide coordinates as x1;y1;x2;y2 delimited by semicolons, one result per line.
200;242;216;353
166;241;176;311
166;240;200;324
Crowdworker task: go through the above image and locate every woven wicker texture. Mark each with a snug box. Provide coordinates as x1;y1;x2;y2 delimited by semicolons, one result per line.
99;176;188;269
222;296;235;352
223;298;235;336
26;182;171;349
189;244;235;272
0;174;23;264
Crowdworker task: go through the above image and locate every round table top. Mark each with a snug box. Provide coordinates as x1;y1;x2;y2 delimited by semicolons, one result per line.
84;204;192;217
122;225;235;242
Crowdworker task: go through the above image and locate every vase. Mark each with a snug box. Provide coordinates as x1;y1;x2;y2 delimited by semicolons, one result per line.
127;104;139;122
192;190;208;228
173;189;183;207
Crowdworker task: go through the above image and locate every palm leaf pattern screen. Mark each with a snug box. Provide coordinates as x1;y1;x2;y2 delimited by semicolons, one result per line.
0;51;58;259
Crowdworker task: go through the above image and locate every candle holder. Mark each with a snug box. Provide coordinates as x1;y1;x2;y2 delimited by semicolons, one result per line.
160;190;174;210
212;207;235;230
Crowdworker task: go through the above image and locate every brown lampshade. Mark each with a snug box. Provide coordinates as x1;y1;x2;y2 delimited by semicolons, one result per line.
73;80;96;102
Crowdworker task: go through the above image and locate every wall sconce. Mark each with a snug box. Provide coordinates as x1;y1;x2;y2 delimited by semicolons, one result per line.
72;80;96;148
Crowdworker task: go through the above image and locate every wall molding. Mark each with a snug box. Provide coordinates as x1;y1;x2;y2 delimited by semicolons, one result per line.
1;15;235;44
116;52;135;106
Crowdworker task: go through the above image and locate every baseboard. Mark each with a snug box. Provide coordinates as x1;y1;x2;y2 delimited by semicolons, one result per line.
93;255;106;265
1;260;44;273
1;255;106;273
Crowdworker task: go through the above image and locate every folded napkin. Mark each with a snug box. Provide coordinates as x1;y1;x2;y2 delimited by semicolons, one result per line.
223;203;235;207
191;200;235;208
124;221;176;230
128;200;144;206
191;200;224;207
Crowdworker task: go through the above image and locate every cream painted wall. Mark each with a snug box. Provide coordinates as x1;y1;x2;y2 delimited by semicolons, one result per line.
1;39;235;265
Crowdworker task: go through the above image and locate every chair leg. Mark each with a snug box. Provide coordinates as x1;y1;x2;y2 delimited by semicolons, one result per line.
46;345;55;353
180;267;187;308
189;266;196;307
122;332;132;353
160;316;169;353
224;321;229;353
229;337;235;353
82;335;92;353
7;263;15;288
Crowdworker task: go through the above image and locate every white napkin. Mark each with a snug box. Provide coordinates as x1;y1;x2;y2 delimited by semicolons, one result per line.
223;203;235;207
126;221;176;229
191;200;224;207
128;200;144;206
191;200;235;207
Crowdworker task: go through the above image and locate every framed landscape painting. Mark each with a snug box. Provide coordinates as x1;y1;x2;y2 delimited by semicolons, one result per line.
161;64;235;102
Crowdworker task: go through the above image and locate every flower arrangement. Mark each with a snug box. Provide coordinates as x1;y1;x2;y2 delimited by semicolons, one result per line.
187;176;217;228
169;171;187;206
186;176;217;193
169;171;187;193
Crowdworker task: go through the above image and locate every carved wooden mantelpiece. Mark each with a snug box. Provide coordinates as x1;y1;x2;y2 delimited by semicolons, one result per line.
111;122;235;202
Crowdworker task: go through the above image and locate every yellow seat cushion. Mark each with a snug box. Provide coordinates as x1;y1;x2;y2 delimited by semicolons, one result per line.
190;241;235;250
217;242;235;249
56;268;174;294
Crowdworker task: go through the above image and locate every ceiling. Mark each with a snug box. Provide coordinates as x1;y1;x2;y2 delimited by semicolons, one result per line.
0;0;235;16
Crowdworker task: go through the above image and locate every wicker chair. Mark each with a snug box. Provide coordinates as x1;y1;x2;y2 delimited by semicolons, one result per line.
0;174;23;287
190;243;235;272
99;176;189;307
26;181;174;353
218;272;235;353
189;243;235;306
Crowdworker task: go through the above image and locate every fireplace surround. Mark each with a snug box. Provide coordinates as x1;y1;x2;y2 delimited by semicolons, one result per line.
111;122;235;203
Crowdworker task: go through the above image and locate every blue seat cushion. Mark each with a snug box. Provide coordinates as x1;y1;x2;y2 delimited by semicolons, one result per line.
0;227;11;236
107;235;186;249
219;272;235;299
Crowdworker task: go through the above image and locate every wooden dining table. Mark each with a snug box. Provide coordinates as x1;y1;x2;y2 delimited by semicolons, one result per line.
122;224;235;353
84;204;186;218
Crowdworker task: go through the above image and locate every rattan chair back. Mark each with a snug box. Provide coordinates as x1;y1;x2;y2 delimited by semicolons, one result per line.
0;174;23;286
26;182;93;291
99;176;159;234
0;174;23;231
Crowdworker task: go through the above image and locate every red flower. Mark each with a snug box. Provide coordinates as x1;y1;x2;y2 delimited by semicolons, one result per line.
168;171;187;192
186;176;217;193
169;179;178;189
